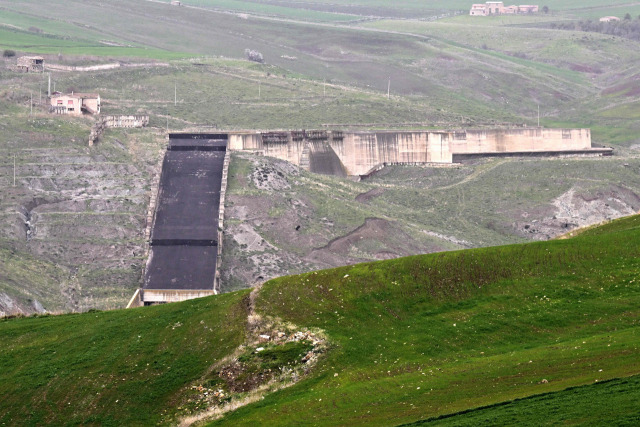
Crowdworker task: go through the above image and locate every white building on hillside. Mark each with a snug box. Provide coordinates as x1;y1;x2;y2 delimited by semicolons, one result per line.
470;2;539;15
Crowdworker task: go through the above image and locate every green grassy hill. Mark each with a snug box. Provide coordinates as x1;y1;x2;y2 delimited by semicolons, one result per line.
1;215;638;425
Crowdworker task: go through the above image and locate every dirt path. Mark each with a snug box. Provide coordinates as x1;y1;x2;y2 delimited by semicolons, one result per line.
436;158;508;191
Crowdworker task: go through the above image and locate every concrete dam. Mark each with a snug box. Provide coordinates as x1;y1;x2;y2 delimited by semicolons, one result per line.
127;126;611;307
131;134;229;306
228;128;611;177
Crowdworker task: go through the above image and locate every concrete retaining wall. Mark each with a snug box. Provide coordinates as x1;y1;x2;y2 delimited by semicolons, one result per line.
214;148;231;294
142;289;216;303
104;115;149;128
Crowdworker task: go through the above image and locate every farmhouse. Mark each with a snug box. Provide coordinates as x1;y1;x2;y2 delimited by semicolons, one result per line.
470;4;488;16
16;56;44;73
599;16;620;22
50;93;101;116
470;2;539;15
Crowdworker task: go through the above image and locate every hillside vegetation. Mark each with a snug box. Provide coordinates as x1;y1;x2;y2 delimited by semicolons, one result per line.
1;0;640;313
1;215;638;425
221;152;640;291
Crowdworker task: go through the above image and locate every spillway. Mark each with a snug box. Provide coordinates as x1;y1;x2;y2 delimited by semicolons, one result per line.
141;134;228;304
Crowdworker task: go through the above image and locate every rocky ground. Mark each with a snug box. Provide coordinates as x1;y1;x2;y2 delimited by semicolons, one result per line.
515;185;640;239
0;108;165;316
219;152;640;293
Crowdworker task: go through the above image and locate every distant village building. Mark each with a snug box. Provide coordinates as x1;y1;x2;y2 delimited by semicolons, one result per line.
470;2;539;15
50;93;101;116
599;16;620;22
487;1;504;14
470;4;489;15
170;0;182;5
16;56;44;73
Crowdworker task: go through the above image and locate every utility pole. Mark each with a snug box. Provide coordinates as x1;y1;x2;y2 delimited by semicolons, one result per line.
387;76;391;99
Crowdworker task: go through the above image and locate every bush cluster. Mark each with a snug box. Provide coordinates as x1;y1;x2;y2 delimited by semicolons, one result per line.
244;48;264;63
549;16;640;41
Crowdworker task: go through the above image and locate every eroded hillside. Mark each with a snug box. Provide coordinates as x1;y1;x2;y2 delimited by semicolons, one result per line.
220;152;640;292
0;83;165;315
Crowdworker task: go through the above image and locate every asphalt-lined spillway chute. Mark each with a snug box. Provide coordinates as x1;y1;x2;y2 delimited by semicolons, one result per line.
145;246;218;290
144;136;228;293
151;150;223;242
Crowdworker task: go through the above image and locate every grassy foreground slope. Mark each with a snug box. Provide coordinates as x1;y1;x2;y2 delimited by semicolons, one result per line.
0;216;638;425
404;375;640;426
215;215;640;425
0;292;248;425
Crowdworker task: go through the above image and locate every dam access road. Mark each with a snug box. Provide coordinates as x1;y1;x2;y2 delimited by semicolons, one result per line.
142;134;228;305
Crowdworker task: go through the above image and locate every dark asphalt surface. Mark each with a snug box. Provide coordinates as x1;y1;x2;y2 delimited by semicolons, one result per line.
145;246;217;290
144;136;227;291
151;150;224;242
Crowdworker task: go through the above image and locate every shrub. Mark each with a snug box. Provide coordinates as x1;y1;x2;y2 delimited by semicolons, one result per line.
3;49;16;58
244;48;264;63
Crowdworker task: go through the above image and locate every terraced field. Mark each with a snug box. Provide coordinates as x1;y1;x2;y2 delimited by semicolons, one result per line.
0;100;165;314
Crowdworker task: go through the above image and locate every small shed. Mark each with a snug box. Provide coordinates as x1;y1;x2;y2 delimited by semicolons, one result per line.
16;56;44;73
599;16;620;22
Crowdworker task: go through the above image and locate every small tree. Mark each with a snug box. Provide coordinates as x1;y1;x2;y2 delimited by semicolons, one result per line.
244;48;264;63
542;5;549;14
2;49;16;58
624;13;632;20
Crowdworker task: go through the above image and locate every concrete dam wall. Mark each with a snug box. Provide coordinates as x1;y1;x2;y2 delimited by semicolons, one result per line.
229;128;608;176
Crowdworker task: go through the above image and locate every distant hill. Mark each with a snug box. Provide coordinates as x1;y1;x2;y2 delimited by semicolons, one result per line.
1;214;638;425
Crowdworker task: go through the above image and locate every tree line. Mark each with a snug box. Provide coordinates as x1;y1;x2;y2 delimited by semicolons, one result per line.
548;15;640;41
